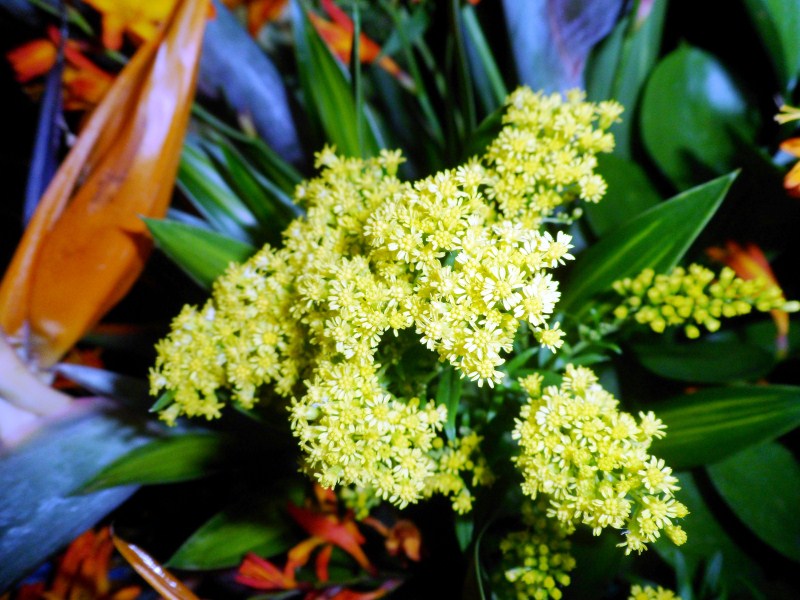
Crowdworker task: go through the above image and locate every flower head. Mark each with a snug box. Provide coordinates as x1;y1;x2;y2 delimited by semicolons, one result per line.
512;365;688;555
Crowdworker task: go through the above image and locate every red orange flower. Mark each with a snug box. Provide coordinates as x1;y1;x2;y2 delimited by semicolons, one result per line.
5;28;114;110
310;0;413;90
707;241;792;355
223;0;289;35
7;528;141;600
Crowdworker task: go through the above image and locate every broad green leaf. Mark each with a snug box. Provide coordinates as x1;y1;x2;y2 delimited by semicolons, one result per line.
583;153;660;237
632;340;775;384
559;173;735;317
586;0;668;158
650;385;800;469
145;218;255;290
80;433;226;492
640;45;758;189
292;0;380;157
742;0;800;90
708;442;800;562
177;141;258;243
168;497;296;569
655;472;763;594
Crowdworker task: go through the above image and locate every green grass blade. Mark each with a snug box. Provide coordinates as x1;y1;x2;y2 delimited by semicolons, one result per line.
292;0;380;157
177;141;259;243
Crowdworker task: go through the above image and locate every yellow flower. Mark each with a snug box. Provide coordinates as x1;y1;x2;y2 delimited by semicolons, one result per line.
512;365;688;554
629;584;682;600
151;87;620;509
85;0;177;49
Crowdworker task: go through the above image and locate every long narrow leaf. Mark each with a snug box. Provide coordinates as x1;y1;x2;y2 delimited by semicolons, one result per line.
559;172;735;317
146;218;255;289
293;0;380;157
651;385;800;469
168;496;296;570
0;0;211;368
113;534;200;600
81;433;226;492
23;4;65;225
178;141;259;243
708;442;800;562
461;4;507;114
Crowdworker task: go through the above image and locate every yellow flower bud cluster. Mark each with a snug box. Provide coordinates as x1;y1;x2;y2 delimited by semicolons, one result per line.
150;87;619;509
612;264;799;338
629;585;682;600
512;365;688;554
498;498;576;600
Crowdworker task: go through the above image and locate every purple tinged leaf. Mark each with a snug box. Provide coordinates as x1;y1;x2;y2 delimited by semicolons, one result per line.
199;0;303;165
503;0;624;92
23;1;66;225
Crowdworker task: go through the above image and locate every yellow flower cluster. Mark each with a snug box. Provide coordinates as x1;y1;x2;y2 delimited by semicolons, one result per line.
612;264;799;338
498;499;576;600
629;585;682;600
150;87;619;509
512;365;688;554
340;430;494;517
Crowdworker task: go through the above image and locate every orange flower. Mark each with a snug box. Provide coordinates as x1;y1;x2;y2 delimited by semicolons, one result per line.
5;28;114;110
83;0;178;50
6;39;57;83
8;528;141;600
706;241;792;355
236;485;412;598
780;137;800;198
224;0;289;35
310;0;413;90
236;552;304;591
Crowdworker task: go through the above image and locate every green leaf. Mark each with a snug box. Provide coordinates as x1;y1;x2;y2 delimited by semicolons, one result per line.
177;141;259;242
742;0;800;90
632;339;775;384
145;218;255;290
640;45;758;190
650;385;800;469
168;497;296;570
560;173;735;317
583;153;661;237
191;104;302;195
0;407;156;590
215;140;300;228
586;0;668;158
708;442;800;562
654;471;764;594
461;4;507;114
80;434;226;492
436;365;463;441
292;0;380;157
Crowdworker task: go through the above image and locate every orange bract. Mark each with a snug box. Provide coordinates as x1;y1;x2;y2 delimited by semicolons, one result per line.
0;0;210;368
